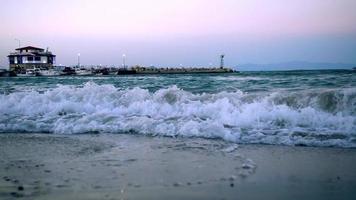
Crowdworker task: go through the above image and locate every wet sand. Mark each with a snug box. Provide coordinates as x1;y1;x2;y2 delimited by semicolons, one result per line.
0;133;356;200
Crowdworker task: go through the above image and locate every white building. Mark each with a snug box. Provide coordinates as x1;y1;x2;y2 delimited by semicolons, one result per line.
8;46;56;71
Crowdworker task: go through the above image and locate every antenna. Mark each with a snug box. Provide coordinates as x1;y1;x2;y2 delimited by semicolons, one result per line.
220;54;225;69
14;38;21;48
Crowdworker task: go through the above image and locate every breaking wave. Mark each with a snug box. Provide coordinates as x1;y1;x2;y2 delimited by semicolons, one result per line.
0;82;355;148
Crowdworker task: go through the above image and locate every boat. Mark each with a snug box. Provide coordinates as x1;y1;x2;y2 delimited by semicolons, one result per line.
93;68;117;75
117;68;136;75
60;67;76;76
75;67;92;76
37;69;61;76
0;69;16;77
16;68;39;76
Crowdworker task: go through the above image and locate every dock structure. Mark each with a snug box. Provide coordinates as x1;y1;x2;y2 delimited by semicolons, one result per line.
117;54;234;75
125;66;234;75
7;46;56;72
2;47;236;76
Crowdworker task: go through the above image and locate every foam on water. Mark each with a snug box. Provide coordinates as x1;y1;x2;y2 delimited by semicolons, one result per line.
0;82;355;148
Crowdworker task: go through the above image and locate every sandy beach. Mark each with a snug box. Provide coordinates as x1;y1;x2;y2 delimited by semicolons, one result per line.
0;133;355;200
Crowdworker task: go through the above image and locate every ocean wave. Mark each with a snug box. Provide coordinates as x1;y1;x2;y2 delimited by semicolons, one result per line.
0;82;355;148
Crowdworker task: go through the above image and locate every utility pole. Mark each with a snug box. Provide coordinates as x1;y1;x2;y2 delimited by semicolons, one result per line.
77;53;81;67
122;54;126;69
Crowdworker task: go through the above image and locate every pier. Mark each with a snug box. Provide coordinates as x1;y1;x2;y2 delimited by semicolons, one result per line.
1;46;236;77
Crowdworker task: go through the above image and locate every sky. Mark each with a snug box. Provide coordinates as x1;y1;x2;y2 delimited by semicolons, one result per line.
0;0;356;69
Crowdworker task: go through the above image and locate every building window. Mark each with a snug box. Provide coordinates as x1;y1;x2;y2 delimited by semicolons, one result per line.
16;56;21;64
28;56;34;61
35;56;41;61
9;57;15;64
48;57;53;64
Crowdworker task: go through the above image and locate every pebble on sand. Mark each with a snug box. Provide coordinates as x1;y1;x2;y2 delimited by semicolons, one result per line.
229;175;237;181
173;182;181;187
10;192;23;198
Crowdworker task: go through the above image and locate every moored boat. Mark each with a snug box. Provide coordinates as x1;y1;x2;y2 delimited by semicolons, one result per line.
75;68;92;76
16;68;39;76
117;68;137;75
60;67;76;76
37;69;61;76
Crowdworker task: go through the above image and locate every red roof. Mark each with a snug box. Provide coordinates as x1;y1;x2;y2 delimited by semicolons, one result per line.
16;46;44;51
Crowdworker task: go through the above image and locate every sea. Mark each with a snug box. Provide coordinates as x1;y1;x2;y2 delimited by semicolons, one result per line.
0;69;355;148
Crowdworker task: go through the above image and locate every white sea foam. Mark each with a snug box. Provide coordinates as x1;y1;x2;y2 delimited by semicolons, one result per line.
0;82;355;148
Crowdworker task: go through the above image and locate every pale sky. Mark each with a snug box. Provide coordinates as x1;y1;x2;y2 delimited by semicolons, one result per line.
0;0;355;68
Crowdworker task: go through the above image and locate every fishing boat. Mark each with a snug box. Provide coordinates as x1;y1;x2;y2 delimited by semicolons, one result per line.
0;69;16;77
60;67;76;76
37;69;61;76
74;67;92;76
117;68;136;75
16;68;39;76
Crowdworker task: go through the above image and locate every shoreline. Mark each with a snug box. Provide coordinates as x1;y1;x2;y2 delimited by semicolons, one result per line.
1;133;356;199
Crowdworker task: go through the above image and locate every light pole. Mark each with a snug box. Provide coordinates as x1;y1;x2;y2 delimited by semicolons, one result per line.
14;38;21;48
77;53;81;68
122;54;126;69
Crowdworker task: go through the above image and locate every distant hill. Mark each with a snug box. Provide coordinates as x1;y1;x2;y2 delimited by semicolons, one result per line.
236;61;356;71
